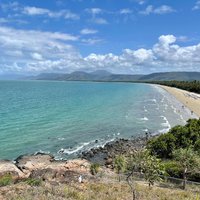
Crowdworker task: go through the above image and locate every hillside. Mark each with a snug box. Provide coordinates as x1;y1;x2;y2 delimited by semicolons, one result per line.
138;72;200;81
27;71;200;82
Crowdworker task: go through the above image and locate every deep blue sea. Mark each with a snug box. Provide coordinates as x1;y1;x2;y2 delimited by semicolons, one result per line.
0;81;195;160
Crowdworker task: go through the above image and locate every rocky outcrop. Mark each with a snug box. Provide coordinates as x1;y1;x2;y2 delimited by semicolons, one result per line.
0;160;25;179
81;136;147;165
0;154;91;183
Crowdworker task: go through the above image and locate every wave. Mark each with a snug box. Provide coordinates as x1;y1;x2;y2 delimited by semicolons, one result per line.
159;116;171;133
34;150;51;155
58;142;90;155
140;117;149;121
57;133;120;156
151;99;157;103
158;128;171;134
57;137;65;141
143;106;148;112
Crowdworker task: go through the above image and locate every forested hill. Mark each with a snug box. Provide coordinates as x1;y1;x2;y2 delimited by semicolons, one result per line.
149;80;200;94
27;71;200;82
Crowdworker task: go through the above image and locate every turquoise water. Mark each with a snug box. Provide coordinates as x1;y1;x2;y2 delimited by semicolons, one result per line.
0;81;195;160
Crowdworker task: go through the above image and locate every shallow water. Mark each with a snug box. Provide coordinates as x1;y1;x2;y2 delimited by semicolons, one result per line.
0;81;196;160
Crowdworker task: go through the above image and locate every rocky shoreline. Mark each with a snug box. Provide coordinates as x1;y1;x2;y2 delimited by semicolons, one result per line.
0;135;150;183
80;135;148;166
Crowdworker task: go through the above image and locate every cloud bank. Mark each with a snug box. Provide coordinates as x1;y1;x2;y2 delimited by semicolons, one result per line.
0;27;200;74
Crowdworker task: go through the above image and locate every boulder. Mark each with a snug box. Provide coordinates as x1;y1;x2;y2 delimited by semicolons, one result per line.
0;160;25;179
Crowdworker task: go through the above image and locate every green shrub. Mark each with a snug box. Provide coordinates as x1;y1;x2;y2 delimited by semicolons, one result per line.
170;125;191;148
147;133;176;158
25;178;42;186
147;119;200;158
90;163;100;175
194;139;200;155
0;174;13;186
162;160;182;178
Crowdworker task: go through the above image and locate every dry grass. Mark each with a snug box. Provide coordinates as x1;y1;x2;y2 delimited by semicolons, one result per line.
0;180;199;200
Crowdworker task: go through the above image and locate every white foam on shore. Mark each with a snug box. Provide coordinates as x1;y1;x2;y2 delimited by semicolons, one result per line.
57;133;120;156
34;150;51;155
159;115;171;133
140;117;149;121
144;106;148;112
58;137;65;141
58;142;90;155
152;84;198;123
151;99;157;103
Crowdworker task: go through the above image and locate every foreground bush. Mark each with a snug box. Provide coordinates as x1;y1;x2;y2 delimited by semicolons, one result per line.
90;163;100;175
25;178;42;186
0;174;13;187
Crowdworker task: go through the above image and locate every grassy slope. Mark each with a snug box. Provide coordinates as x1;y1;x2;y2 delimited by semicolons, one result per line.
1;181;199;200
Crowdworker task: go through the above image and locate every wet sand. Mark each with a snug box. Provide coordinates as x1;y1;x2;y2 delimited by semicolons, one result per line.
158;85;200;117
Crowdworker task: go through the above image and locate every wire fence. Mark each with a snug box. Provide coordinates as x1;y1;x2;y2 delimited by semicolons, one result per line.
96;172;200;192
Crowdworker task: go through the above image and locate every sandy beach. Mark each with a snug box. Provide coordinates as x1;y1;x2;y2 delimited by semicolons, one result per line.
159;85;200;117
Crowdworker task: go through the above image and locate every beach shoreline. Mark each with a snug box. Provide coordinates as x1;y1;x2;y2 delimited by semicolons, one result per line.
157;85;200;118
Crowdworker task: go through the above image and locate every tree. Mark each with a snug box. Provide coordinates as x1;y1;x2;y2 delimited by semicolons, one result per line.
114;155;126;182
126;150;164;199
173;148;200;190
142;154;164;187
126;150;147;200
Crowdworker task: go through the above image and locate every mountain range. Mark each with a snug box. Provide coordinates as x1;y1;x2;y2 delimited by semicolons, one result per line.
27;70;200;82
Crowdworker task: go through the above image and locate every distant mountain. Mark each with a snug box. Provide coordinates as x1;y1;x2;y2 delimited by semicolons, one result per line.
138;72;200;81
25;71;200;82
90;70;112;76
30;70;143;81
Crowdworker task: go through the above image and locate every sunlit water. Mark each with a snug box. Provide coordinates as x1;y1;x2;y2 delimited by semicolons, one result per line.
0;80;196;160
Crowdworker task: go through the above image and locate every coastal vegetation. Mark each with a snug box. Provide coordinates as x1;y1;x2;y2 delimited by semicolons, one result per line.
149;80;200;94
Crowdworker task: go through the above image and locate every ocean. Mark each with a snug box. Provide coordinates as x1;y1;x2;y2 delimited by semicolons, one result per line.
0;80;195;160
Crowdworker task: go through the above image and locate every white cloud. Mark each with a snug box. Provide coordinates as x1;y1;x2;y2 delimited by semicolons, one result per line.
140;5;175;15
92;18;108;24
193;1;200;10
154;5;175;14
119;9;132;15
81;38;103;45
64;11;80;20
177;36;189;42
0;17;28;25
23;6;49;15
0;18;9;23
0;27;200;74
136;0;146;5
85;8;103;15
80;28;98;35
0;1;20;12
0;26;80;73
130;0;146;5
23;6;79;20
31;53;43;60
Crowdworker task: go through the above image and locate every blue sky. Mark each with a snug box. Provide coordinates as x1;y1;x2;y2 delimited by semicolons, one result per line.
0;0;200;75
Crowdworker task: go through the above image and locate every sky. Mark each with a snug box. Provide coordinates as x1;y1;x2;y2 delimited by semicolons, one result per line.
0;0;200;75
